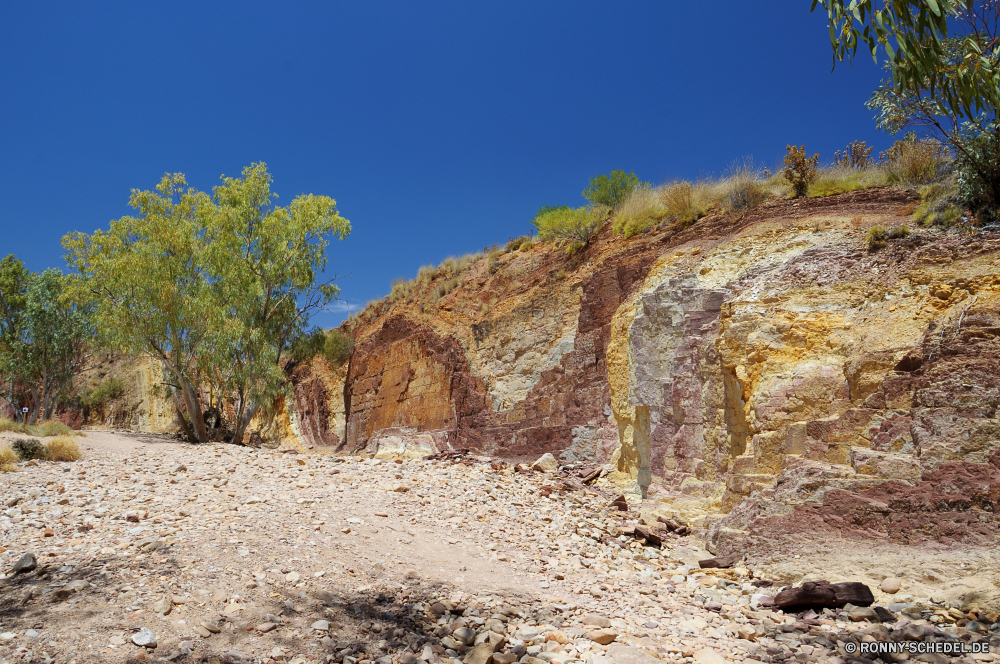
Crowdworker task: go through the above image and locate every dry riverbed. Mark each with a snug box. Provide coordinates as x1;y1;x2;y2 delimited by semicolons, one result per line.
1;432;999;664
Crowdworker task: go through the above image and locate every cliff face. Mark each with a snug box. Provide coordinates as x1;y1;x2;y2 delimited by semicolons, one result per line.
87;188;1000;551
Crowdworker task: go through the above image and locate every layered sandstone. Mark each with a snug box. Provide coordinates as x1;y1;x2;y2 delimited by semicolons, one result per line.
82;188;1000;557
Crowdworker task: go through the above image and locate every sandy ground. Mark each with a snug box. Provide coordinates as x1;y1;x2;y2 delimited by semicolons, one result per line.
1;432;999;664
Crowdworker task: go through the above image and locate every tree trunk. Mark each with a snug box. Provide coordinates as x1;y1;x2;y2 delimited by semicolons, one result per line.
230;399;258;446
26;386;39;425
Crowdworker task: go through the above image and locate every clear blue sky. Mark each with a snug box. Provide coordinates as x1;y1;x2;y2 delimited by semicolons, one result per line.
0;2;887;328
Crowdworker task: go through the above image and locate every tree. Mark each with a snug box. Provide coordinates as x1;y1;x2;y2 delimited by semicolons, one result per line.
63;164;350;444
200;163;350;444
582;170;648;209
814;1;1000;217
64;174;214;440
0;258;91;423
0;255;30;420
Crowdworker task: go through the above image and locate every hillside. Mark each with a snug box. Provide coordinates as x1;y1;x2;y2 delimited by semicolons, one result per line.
79;187;1000;568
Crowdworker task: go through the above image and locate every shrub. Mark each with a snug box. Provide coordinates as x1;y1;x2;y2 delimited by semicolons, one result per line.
583;170;649;209
833;140;875;169
783;145;819;198
954;125;1000;222
723;160;768;211
80;377;125;409
532;205;605;250
11;437;49;461
46;435;82;462
866;225;910;251
880;133;949;186
0;445;17;471
324;329;355;366
915;182;963;226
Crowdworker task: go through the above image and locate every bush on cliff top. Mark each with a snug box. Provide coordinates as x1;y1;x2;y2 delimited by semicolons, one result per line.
531;205;606;252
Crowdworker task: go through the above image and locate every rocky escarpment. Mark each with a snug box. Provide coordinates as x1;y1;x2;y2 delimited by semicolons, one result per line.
82;188;1000;566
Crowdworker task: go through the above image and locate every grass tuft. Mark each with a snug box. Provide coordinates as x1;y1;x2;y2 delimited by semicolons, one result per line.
0;445;17;472
808;167;888;198
46;435;82;462
866;224;911;251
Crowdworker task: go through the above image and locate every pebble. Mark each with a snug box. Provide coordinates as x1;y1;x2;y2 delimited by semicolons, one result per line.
11;552;36;574
131;627;156;648
881;577;902;593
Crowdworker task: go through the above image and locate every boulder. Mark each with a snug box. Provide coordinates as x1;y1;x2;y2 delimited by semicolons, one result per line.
698;555;740;569
773;580;874;611
531;453;559;473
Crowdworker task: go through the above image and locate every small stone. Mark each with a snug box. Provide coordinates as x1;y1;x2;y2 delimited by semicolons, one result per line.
255;622;277;633
848;606;879;622
285;571;300;583
132;627;157;648
194;626;212;638
43;528;54;537
587;629;618;645
199;622;221;634
392;484;410;493
4;496;20;507
110;636;126;646
0;632;15;642
531;453;559;472
605;644;661;664
153;595;173;615
463;643;495;664
11;552;37;574
693;649;729;664
880;577;902;594
582;614;612;628
311;620;331;632
453;626;476;646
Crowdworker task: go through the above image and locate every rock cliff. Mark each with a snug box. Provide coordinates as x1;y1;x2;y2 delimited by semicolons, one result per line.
86;188;1000;556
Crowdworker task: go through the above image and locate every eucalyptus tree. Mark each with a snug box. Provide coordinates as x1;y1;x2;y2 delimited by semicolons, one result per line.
0;257;91;423
813;0;1000;216
64;164;350;443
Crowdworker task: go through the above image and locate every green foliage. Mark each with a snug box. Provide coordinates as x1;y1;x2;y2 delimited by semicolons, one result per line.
323;330;354;366
79;377;125;409
63;163;350;443
0;259;91;423
783;146;819;197
866;224;911;251
531;206;605;250
11;437;48;461
36;420;73;437
815;1;996;121
582;170;648;209
833;141;875;169
953;123;1000;220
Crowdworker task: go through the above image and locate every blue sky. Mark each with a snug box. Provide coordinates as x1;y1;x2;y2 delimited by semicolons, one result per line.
0;2;887;328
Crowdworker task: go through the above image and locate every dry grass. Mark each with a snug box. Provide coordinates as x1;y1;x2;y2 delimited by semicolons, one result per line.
0;417;32;435
881;137;949;186
808;166;889;198
614;180;721;237
0;445;17;472
45;435;83;462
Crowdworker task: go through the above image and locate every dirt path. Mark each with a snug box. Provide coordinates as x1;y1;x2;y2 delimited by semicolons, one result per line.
1;433;998;664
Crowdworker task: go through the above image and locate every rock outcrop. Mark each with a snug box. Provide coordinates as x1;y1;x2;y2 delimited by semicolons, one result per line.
81;188;1000;555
